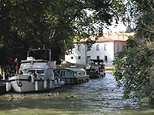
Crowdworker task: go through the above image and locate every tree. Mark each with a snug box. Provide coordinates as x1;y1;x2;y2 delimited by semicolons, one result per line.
113;37;154;104
111;0;154;104
126;0;154;43
0;0;125;67
0;0;53;67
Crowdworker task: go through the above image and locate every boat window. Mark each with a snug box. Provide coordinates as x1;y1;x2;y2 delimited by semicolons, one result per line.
77;71;85;76
61;71;65;77
78;72;82;76
54;70;60;76
29;70;35;74
36;70;44;74
91;65;98;70
66;71;73;77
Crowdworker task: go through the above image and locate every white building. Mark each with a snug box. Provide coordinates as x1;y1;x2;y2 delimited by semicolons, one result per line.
65;33;135;66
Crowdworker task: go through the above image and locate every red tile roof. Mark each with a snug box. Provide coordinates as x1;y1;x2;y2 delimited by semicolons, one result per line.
74;33;135;43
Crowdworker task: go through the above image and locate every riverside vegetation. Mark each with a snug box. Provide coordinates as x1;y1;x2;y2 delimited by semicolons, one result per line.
113;0;154;105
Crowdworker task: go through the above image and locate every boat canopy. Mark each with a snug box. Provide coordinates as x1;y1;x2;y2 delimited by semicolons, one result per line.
69;68;86;72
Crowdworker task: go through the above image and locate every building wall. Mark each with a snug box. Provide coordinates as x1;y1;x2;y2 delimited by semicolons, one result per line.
65;33;133;66
65;42;116;66
86;42;114;63
65;43;86;65
114;41;125;55
65;41;126;66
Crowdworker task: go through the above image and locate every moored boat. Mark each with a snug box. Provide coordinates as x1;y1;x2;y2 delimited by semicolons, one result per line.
54;68;89;85
85;61;106;78
6;48;64;93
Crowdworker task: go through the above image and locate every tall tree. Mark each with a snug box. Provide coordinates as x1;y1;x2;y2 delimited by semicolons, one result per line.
113;0;154;104
0;0;125;67
127;0;154;42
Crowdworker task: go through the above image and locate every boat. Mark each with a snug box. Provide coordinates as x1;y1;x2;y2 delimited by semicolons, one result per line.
54;68;89;85
85;60;106;78
6;48;64;93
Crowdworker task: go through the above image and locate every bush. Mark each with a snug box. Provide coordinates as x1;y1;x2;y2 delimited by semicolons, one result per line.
113;38;154;104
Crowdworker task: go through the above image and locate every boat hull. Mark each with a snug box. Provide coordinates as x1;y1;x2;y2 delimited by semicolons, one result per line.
61;75;89;85
9;76;64;93
87;71;106;78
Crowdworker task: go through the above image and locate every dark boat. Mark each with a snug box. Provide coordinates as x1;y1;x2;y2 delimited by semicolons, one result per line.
85;59;106;78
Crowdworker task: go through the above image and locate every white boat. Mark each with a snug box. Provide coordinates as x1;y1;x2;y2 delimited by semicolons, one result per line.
6;49;64;93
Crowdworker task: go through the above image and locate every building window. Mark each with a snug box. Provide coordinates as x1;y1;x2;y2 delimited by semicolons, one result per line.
77;44;81;52
71;57;73;59
104;44;107;51
117;44;119;51
87;56;90;59
96;44;99;51
97;56;100;60
104;56;108;61
78;56;81;59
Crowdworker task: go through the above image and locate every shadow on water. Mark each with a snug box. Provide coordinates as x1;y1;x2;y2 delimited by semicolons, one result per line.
0;72;154;115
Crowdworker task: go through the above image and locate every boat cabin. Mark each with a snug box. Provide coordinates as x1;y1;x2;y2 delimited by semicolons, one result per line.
54;68;89;84
85;60;105;78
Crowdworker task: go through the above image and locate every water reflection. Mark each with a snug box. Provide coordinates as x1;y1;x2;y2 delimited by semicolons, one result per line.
0;72;154;115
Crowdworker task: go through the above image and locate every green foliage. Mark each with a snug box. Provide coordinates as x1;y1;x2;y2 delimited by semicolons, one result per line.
149;58;154;104
113;38;153;101
135;12;154;42
0;0;125;67
84;39;96;51
113;0;154;105
127;0;154;42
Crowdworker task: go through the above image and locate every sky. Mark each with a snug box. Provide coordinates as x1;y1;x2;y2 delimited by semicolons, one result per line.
86;10;127;34
103;22;127;33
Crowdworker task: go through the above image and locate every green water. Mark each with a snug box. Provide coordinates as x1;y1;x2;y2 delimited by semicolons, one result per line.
0;72;154;115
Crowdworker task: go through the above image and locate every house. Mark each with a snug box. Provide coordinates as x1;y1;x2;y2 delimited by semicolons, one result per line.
65;32;135;66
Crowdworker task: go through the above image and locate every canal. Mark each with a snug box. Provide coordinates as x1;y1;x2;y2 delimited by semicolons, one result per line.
0;72;154;115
